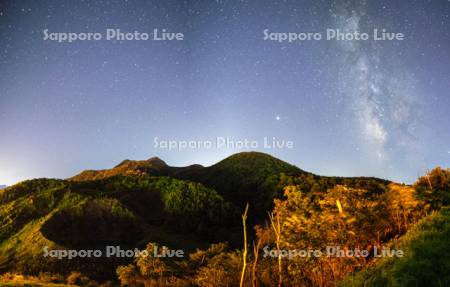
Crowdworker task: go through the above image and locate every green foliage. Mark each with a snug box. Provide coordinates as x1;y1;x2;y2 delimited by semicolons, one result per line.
116;242;243;287
71;175;237;236
0;174;233;281
70;152;391;227
70;157;170;182
177;152;302;209
41;198;143;245
0;178;66;204
0;154;448;287
154;177;235;232
414;167;450;209
0;183;71;242
251;184;426;287
340;208;450;287
116;242;190;287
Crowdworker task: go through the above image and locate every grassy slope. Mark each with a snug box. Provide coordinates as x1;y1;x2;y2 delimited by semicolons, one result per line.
69;152;309;226
0;152;398;283
0;175;232;280
340;207;450;287
69;152;390;219
174;152;306;220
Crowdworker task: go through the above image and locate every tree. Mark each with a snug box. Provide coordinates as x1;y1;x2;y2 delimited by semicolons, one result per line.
254;183;425;287
414;167;450;209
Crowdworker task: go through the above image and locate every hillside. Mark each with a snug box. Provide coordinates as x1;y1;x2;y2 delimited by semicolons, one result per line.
0;153;447;286
0;176;234;280
70;157;173;181
340;207;450;287
71;152;390;220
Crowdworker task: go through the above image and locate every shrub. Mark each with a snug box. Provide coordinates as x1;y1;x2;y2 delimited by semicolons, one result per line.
414;167;450;209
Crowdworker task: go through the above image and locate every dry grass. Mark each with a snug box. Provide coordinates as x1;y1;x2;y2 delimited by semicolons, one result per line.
0;273;77;286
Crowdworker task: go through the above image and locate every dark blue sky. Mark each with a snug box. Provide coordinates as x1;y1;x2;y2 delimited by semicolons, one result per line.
0;0;449;185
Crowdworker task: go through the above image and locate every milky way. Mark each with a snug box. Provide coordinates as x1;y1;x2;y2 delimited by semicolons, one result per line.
332;1;421;165
0;0;449;184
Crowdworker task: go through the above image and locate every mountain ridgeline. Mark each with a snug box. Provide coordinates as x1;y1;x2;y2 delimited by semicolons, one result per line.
71;152;390;220
1;152;447;286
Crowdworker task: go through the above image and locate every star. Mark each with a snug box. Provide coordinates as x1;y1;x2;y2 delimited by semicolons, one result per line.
275;115;281;121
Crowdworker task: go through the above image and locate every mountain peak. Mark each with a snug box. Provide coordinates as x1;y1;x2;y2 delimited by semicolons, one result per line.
215;151;301;171
146;157;167;167
72;156;170;181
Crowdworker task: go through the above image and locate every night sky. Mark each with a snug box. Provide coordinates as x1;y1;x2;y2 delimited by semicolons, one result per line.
0;0;449;185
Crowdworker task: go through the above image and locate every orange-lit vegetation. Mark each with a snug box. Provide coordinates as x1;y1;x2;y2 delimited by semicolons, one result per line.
0;153;449;286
